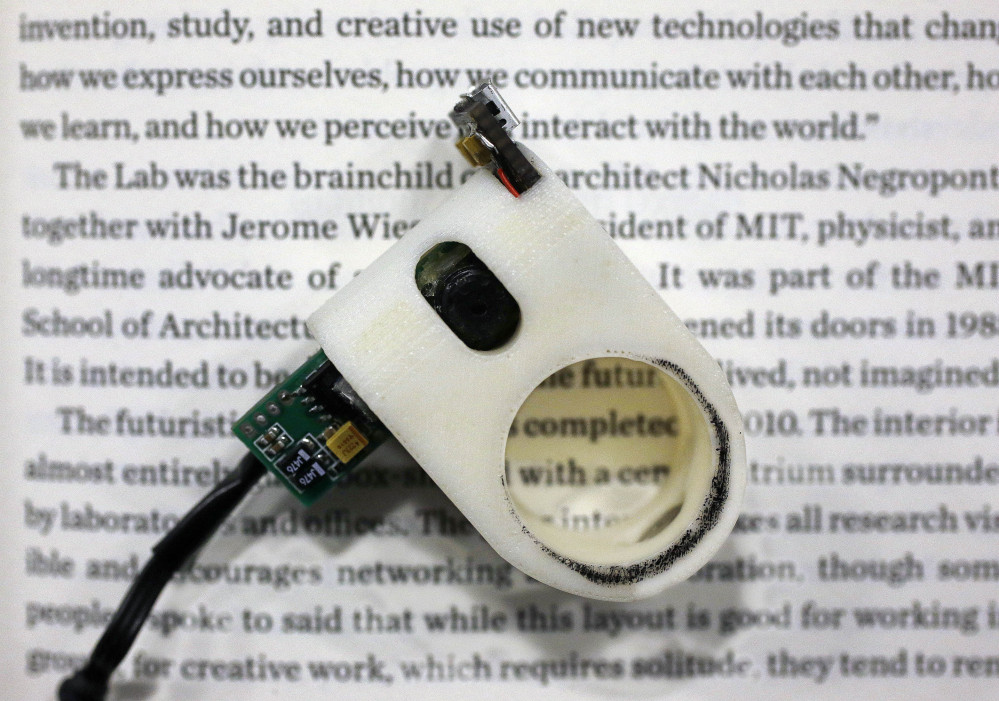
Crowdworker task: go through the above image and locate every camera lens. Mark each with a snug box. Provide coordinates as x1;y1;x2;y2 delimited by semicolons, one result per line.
434;261;520;351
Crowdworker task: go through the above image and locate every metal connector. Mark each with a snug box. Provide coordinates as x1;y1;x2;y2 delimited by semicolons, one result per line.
450;79;520;136
449;80;540;195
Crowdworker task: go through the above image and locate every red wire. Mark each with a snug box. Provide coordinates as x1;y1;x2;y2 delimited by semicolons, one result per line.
496;167;519;198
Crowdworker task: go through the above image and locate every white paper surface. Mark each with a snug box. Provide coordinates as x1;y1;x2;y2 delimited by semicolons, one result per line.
3;1;998;698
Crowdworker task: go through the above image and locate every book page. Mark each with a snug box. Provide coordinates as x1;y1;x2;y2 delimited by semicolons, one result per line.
3;1;997;698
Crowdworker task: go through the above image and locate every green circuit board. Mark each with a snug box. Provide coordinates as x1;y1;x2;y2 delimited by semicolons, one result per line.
232;349;389;506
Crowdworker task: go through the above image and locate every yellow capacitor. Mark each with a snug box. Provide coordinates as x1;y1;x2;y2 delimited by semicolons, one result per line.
456;135;492;166
326;421;368;463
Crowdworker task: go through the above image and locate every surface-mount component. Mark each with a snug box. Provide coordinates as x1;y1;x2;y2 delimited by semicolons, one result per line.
233;351;388;506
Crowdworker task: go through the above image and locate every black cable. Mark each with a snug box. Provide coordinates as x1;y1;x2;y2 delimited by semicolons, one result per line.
58;452;267;701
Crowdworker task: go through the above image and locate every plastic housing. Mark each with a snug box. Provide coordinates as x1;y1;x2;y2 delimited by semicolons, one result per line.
308;153;746;601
